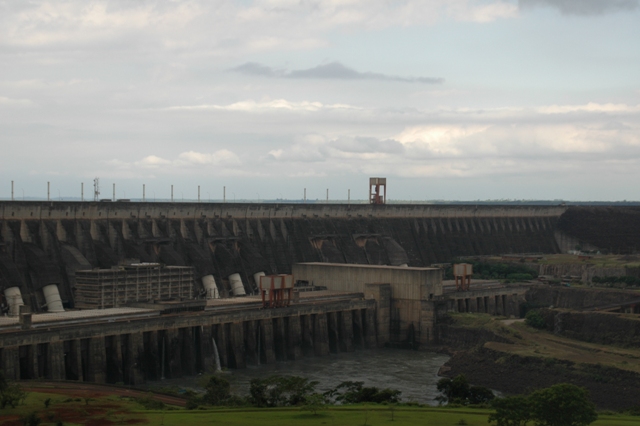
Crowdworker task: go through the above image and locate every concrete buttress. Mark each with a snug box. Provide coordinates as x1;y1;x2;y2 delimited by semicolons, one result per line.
89;337;106;383
286;316;303;360
259;319;276;364
229;322;246;369
339;311;354;352
313;313;330;356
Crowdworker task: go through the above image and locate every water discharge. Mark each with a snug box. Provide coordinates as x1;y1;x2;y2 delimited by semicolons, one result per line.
211;337;222;372
155;349;449;406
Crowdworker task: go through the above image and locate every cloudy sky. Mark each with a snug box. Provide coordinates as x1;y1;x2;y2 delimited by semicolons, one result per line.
1;0;639;202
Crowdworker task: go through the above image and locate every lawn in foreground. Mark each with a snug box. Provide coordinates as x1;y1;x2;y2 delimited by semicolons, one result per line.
1;392;639;426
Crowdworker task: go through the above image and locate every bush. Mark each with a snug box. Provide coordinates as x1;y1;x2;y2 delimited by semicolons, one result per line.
135;394;165;410
21;412;41;426
506;273;533;282
525;310;547;329
1;383;28;409
203;376;231;405
250;375;318;407
489;384;597;426
530;383;597;426
326;381;401;404
436;375;494;406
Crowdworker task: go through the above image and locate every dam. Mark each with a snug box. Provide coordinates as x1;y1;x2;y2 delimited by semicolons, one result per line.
1;200;639;384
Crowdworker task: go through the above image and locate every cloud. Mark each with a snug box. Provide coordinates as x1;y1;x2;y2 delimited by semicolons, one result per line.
328;137;405;154
176;150;241;166
519;0;639;15
136;155;171;168
110;150;242;173
537;103;640;114
161;99;362;113
231;61;444;84
0;96;33;107
0;1;518;55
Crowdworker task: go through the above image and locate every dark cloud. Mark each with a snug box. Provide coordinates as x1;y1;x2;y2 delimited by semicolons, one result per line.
519;0;638;15
231;61;443;84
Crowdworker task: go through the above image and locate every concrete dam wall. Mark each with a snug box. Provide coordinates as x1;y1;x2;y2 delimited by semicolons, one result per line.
0;201;567;312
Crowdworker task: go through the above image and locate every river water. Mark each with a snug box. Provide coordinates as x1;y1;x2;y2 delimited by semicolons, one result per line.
150;349;450;406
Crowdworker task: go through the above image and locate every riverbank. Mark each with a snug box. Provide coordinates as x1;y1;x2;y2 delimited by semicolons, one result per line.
144;348;450;406
436;313;640;410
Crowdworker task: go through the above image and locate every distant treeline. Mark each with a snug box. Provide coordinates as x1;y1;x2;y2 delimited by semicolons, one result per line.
592;276;640;288
445;261;538;282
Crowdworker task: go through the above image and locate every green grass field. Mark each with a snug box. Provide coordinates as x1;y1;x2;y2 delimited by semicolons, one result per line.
1;391;639;426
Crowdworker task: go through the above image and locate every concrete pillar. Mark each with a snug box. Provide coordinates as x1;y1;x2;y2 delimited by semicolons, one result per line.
419;300;437;346
259;319;276;364
3;346;19;380
469;298;478;313
300;315;314;356
327;312;339;353
488;296;497;315
166;328;182;378
127;332;144;385
89;337;106;383
146;331;160;381
244;321;259;365
313;313;330;356
363;308;378;349
181;327;196;376
338;311;354;352
200;325;215;372
29;345;38;379
76;340;85;381
49;341;65;380
285;316;303;360
105;335;123;384
364;284;390;346
352;309;365;349
215;324;229;368
229;322;246;369
497;295;503;316
273;317;286;362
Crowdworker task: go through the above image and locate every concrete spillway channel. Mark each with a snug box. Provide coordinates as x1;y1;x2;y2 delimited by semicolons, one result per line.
0;291;377;384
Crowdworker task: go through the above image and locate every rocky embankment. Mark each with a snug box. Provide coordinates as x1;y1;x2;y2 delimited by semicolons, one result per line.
538;309;640;348
435;312;640;410
526;285;640;310
441;347;640;411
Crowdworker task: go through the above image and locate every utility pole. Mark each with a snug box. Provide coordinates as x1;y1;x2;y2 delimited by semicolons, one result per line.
81;182;84;202
112;183;115;201
198;185;200;203
304;188;306;203
326;188;329;203
223;186;226;203
143;184;146;202
348;189;350;205
93;178;100;201
171;185;174;202
11;181;14;201
47;182;50;201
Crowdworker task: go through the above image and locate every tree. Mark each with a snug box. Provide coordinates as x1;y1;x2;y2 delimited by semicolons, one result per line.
529;384;597;426
203;375;231;405
328;381;401;404
525;310;546;329
0;377;27;409
300;393;327;416
437;375;494;406
437;375;470;404
488;396;532;426
249;375;318;407
469;385;495;405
